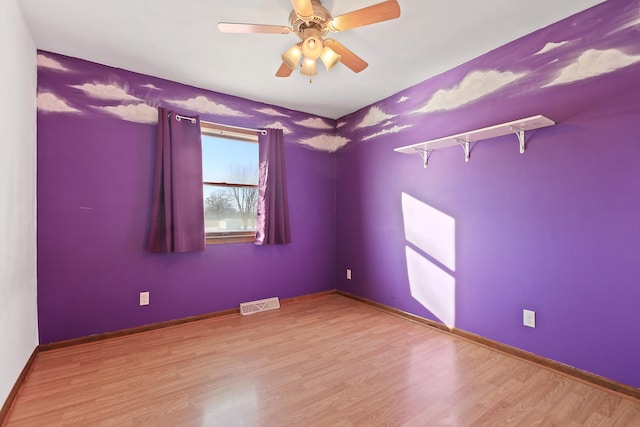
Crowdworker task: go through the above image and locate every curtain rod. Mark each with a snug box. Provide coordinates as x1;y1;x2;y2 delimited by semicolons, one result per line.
202;120;268;136
173;114;267;135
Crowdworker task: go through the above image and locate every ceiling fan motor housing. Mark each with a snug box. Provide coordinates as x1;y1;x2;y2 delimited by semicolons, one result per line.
289;0;331;38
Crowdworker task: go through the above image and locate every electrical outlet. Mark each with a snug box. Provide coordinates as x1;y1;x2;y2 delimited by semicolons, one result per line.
346;269;352;280
523;309;536;328
140;291;150;306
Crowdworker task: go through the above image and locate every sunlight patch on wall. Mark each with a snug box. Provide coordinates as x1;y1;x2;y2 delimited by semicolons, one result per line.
406;247;456;328
402;193;456;328
402;193;455;271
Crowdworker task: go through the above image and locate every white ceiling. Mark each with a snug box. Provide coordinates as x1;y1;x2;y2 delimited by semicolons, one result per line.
19;0;603;119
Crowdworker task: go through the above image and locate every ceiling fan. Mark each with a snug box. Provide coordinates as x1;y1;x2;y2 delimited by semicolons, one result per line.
218;0;401;80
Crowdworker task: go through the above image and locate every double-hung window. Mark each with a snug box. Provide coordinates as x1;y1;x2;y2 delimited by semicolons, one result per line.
201;122;259;244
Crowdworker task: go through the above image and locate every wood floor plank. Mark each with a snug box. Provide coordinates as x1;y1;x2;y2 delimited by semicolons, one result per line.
4;294;640;426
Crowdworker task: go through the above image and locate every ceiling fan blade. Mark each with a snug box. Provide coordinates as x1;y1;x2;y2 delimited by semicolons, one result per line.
218;22;292;35
276;62;294;77
290;0;314;21
327;0;400;32
324;39;368;73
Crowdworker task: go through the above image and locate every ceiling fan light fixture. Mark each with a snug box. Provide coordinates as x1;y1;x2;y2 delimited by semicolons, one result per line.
320;46;341;70
300;58;317;76
281;43;303;69
302;36;323;60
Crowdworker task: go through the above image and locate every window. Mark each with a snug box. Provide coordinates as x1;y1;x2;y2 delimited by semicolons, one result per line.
201;122;259;244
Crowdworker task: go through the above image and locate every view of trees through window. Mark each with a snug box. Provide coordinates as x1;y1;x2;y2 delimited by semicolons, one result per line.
201;124;259;241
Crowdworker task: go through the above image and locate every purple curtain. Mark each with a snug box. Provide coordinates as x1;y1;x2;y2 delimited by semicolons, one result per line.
255;128;291;245
147;107;205;253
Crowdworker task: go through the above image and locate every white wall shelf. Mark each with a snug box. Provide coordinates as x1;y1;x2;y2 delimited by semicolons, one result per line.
394;115;555;167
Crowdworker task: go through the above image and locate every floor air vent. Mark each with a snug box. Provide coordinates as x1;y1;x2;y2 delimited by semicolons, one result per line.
240;297;280;316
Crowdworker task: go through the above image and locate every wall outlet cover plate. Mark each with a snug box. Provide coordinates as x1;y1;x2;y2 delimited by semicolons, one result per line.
523;309;536;328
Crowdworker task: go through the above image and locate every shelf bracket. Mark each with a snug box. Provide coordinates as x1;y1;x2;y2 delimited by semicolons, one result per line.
455;139;471;162
511;126;526;154
414;148;430;168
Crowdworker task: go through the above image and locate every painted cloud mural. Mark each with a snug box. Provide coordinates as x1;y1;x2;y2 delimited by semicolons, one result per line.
299;134;350;152
355;106;397;129
543;49;640;87
413;70;527;114
294;117;333;130
95;103;158;124
535;41;569;55
71;83;141;102
37;54;70;71
264;121;294;135
362;125;413;142
255;107;290;117
37;92;80;113
35;0;640;153
166;96;248;117
36;51;345;151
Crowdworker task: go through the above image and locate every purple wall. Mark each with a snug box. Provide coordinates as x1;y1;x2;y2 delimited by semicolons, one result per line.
37;53;337;344
335;0;640;388
37;0;640;390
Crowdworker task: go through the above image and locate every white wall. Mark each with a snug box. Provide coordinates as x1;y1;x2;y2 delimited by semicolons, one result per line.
0;0;38;406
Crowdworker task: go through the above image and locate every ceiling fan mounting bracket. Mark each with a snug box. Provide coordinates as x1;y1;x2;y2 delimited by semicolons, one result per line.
289;1;331;37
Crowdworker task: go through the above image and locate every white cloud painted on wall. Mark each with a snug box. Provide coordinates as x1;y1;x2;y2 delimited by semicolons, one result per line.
397;96;409;103
37;54;70;71
413;70;526;114
71;83;141;101
264;121;294;134
355;106;397;129
167;96;248;117
543;48;640;87
95;103;158;124
336;121;347;128
362;125;413;141
620;17;640;31
141;83;161;90
534;41;569;55
255;107;290;117
299;134;350;152
37;92;80;113
613;7;640;32
295;117;333;130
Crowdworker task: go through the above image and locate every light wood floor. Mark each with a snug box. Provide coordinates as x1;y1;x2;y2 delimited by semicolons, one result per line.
4;294;640;426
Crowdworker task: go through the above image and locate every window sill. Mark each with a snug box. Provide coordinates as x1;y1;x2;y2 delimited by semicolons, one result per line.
206;233;256;245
